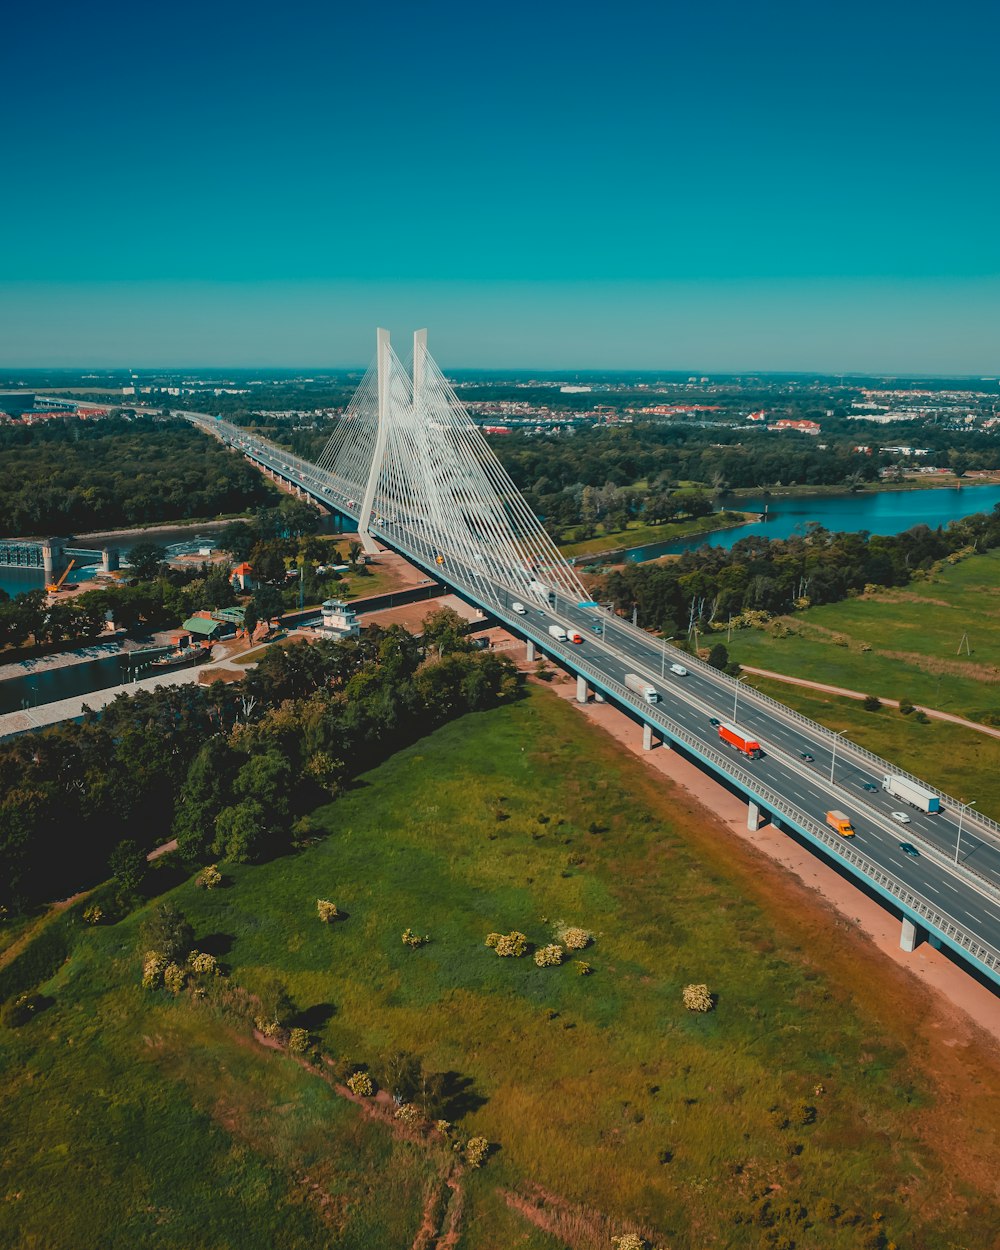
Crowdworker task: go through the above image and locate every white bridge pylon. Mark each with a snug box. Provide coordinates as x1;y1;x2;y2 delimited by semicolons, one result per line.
316;328;590;610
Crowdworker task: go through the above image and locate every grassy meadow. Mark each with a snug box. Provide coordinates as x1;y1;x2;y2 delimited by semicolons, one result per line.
726;549;1000;725
559;511;749;559
1;688;998;1248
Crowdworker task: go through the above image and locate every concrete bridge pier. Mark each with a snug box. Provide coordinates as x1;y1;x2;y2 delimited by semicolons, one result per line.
642;722;657;751
594;691;605;703
576;675;588;704
41;541;63;578
900;917;924;953
747;800;761;830
525;639;536;663
101;548;119;573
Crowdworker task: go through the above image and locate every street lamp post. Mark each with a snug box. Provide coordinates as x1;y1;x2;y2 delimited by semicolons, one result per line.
829;730;848;785
954;799;976;866
660;637;675;678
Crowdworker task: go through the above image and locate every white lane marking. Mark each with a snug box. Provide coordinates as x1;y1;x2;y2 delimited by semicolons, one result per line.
923;882;941;895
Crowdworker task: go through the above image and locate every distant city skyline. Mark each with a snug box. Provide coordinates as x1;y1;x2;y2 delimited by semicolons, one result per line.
2;0;998;371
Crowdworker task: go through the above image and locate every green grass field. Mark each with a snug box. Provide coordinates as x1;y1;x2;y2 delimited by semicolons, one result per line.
559;511;750;559
1;689;997;1248
727;549;1000;724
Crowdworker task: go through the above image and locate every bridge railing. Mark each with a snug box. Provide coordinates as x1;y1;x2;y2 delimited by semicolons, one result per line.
532;641;1000;975
581;605;1000;850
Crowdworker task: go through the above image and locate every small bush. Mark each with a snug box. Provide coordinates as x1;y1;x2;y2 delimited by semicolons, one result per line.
791;1099;817;1125
347;1070;374;1097
577;961;594;976
163;962;187;994
288;1027;311;1053
394;1103;421;1125
863;695;882;711
898;700;915;716
915;710;930;724
489;930;528;957
612;1235;648;1250
195;864;222;890
401;928;430;948
141;951;168;990
559;925;592;950
317;899;339;923
682;983;714;1012
534;944;564;967
465;1135;490;1168
188;951;219;976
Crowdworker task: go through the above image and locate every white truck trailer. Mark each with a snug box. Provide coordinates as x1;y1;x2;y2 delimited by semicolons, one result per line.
624;672;659;703
882;774;940;814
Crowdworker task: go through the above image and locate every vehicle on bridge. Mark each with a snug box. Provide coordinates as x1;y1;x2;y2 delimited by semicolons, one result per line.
883;774;940;814
567;630;583;644
826;809;856;838
548;625;567;642
718;722;762;759
624;673;659;703
511;601;527;614
669;662;688;676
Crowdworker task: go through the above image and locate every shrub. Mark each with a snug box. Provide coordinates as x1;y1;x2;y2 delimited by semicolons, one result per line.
791;1099;817;1125
682;983;714;1012
534;944;564;967
288;1027;311;1053
82;905;104;925
465;1135;490;1168
196;864;222;890
435;1119;452;1136
863;695;882;711
317;899;340;923
559;926;592;950
401;927;430;948
140;903;193;964
490;930;528;957
347;1070;374;1097
163;962;187;994
187;951;219;976
577;961;594;976
141;951;168;990
394;1103;421;1125
612;1235;648;1250
484;932;501;949
898;700;915;716
1;992;45;1028
915;710;930;724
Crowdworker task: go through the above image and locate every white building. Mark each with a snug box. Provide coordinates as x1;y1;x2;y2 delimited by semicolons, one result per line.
316;599;360;640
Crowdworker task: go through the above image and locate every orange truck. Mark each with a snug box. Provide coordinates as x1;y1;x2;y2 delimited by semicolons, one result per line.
718;722;762;759
825;810;855;838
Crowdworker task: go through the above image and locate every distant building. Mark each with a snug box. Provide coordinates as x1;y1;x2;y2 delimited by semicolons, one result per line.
771;419;821;436
316;599;360;640
746;410;767;422
230;562;258;592
560;385;592;394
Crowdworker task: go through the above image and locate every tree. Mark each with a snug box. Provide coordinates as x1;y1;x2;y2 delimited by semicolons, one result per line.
220;521;255;562
707;643;729;670
212;798;270;863
257;977;296;1030
108;838;146;897
347;541;363;569
421;606;470;656
140;902;193;962
127;543;167;580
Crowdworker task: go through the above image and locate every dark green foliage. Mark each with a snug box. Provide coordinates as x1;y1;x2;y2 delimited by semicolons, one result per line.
899;700;915;715
108;839;146;898
140;902;193;962
0;992;45;1028
0;415;277;536
256;977;296;1029
863;695;882;711
126;543;167;580
708;643;729;670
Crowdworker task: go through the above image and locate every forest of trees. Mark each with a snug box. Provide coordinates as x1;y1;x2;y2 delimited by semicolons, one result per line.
598;505;1000;636
0;615;519;913
0;416;279;536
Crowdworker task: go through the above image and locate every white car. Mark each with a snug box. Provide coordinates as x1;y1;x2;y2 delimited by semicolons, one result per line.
669;663;688;676
511;601;527;615
890;811;911;824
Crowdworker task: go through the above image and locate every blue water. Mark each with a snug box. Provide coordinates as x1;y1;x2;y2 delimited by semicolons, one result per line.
625;483;1000;562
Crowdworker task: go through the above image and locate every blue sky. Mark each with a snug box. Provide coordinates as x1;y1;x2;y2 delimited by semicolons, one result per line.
1;0;997;370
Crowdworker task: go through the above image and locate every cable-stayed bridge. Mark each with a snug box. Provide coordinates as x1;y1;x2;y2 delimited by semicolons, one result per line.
182;329;1000;988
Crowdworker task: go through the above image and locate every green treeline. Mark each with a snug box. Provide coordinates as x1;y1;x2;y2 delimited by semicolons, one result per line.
0;416;279;536
0;618;519;913
600;506;1000;635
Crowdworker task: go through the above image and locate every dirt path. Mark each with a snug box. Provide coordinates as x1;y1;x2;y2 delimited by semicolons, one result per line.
0;891;89;972
740;664;1000;740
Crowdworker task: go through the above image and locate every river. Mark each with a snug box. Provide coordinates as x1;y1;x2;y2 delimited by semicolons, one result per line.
624;483;1000;562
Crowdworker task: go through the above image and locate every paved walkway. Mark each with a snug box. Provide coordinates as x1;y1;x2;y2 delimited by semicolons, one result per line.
740;665;1000;741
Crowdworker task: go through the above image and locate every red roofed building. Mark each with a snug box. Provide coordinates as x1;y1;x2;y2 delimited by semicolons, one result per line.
771;419;821;436
230;562;259;592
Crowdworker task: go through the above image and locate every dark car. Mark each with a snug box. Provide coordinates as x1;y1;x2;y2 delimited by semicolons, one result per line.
861;781;878;792
899;842;919;858
799;751;815;763
709;717;720;726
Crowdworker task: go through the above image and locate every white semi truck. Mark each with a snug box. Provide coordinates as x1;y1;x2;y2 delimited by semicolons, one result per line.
882;774;940;814
624;673;659;703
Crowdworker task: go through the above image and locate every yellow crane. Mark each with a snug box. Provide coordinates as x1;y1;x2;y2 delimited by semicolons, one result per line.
46;558;75;594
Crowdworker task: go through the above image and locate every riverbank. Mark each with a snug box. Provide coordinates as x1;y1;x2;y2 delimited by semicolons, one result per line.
728;471;1000;500
561;510;752;561
0;640;123;685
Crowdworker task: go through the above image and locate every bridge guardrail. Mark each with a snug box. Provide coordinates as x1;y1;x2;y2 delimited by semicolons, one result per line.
591;609;1000;850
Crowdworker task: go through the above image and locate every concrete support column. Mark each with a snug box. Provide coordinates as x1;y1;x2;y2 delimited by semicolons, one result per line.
899;917;923;953
41;542;61;578
526;640;536;663
101;548;119;573
642;722;655;751
747;800;761;830
594;691;605;703
576;675;588;704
